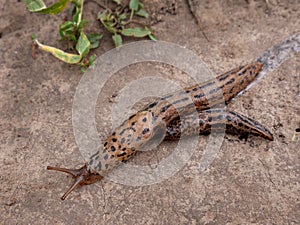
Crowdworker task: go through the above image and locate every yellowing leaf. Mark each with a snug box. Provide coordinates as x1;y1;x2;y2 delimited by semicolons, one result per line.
34;39;82;64
121;27;151;37
25;0;70;14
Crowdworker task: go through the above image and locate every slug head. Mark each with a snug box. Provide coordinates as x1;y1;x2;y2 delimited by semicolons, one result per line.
47;165;102;200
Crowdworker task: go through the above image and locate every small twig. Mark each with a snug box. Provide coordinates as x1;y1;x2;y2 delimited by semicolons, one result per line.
31;41;37;59
186;0;209;42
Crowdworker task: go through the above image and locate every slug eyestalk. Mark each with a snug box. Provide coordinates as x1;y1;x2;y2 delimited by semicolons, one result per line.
47;165;102;200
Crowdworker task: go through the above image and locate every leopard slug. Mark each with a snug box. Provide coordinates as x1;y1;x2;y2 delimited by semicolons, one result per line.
47;61;272;200
165;109;274;141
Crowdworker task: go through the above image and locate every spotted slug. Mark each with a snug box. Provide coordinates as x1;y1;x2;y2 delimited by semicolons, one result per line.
47;61;273;200
165;109;273;141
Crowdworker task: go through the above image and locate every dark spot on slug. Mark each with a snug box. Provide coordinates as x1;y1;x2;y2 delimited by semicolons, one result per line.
296;128;300;132
161;94;173;100
104;154;108;160
185;90;191;93
117;152;127;157
160;104;172;113
121;138;125;143
112;132;116;136
122;147;127;151
111;146;116;152
172;97;189;105
129;114;135;120
104;142;108;147
229;86;235;94
146;102;158;109
252;65;257;70
90;151;99;159
105;164;109;169
118;145;122;149
142;117;147;122
112;138;117;142
194;93;205;98
192;87;198;91
136;136;141;141
110;155;114;159
120;129;125;136
199;120;204;126
226;115;232;121
219;74;229;81
217;114;224;120
142;128;150;135
131;121;136;126
225;78;235;85
209;86;222;95
238;69;247;76
96;162;102;171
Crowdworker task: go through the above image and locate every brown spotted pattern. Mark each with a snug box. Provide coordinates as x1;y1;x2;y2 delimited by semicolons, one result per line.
143;62;263;124
47;62;273;200
88;111;166;175
165;109;274;141
88;62;269;175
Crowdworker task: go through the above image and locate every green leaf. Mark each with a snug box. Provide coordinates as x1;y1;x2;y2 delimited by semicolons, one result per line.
121;27;151;37
24;0;46;11
138;2;144;9
135;9;148;18
88;54;97;68
112;34;123;47
59;21;75;39
87;33;103;49
98;12;117;34
98;12;107;20
72;0;84;26
113;0;121;4
148;33;157;41
118;13;128;21
24;0;70;14
34;39;82;63
129;0;139;11
87;33;103;43
76;32;90;57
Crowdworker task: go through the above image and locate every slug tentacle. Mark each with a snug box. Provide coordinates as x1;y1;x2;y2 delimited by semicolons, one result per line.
47;165;102;200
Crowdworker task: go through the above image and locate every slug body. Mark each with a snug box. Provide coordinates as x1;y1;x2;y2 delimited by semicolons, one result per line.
48;62;273;200
165;109;273;141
